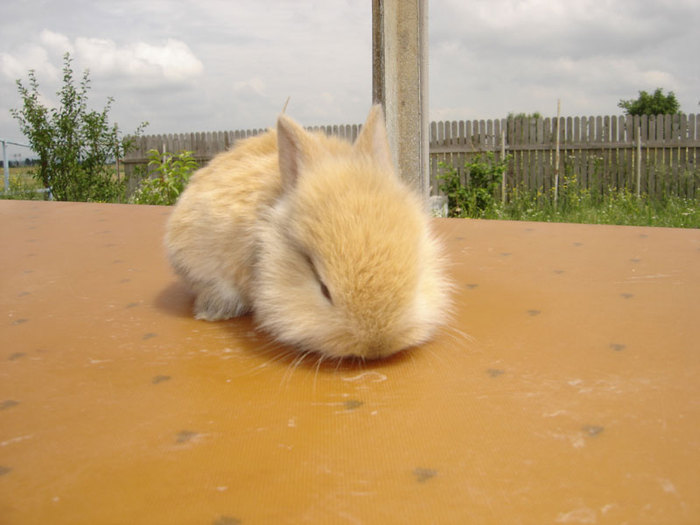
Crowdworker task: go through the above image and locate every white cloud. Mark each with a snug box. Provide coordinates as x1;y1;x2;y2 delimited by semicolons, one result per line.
74;36;204;84
0;44;55;81
39;30;74;55
233;77;266;97
1;31;203;88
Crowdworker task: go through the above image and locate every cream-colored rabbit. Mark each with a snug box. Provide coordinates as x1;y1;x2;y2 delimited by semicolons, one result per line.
165;105;450;359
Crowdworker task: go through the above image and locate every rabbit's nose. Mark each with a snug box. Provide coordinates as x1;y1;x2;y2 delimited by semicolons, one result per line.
364;348;381;360
362;342;392;360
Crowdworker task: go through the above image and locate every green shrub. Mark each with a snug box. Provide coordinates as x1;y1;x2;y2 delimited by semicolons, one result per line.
438;152;508;218
130;149;198;205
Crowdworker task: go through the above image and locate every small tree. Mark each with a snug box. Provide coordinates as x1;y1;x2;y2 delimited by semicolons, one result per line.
11;53;147;201
507;111;542;120
618;88;681;116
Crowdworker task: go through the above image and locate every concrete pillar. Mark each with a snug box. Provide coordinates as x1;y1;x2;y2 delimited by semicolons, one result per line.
372;0;429;198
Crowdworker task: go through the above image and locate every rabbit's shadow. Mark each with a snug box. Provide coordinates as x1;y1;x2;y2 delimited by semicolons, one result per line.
154;280;414;373
154;280;196;319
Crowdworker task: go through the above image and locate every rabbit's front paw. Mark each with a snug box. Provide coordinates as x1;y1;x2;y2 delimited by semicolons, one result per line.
194;286;250;321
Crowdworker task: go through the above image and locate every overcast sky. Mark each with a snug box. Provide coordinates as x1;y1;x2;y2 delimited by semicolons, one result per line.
1;0;698;152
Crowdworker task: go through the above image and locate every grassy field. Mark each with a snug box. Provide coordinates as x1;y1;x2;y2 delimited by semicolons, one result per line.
0;167;44;199
0;166;129;200
485;186;700;229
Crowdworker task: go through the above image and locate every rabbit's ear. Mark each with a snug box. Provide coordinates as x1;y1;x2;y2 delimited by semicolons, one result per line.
277;113;309;191
354;104;394;173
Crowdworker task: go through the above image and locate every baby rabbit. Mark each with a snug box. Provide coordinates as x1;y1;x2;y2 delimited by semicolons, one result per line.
165;105;450;360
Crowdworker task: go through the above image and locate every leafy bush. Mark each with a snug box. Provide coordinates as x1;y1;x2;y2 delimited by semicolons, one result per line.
11;53;147;202
438;152;508;218
130;149;198;205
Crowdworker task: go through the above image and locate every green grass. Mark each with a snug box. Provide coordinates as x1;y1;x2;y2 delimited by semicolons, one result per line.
0;167;45;200
0;165;129;201
477;181;699;228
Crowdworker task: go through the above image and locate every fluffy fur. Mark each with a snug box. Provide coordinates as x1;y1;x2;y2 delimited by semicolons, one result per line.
165;105;450;359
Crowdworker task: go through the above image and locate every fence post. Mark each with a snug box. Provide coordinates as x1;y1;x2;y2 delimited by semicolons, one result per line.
2;140;8;193
115;134;121;182
501;128;506;204
554;99;561;208
636;126;642;198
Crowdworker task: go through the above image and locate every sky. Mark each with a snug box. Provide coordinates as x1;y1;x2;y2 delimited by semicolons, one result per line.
1;0;699;155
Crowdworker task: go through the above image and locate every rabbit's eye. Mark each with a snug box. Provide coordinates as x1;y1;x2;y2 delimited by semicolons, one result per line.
303;251;333;304
319;281;332;303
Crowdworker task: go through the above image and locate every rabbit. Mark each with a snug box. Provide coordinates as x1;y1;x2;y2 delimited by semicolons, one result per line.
164;105;451;360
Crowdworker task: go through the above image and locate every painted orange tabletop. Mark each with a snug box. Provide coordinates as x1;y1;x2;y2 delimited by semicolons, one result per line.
1;200;699;524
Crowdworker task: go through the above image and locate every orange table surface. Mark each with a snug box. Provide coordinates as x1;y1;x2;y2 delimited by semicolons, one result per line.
1;200;699;524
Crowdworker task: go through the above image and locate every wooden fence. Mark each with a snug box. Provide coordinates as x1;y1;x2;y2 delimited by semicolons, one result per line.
123;114;700;199
431;114;699;199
